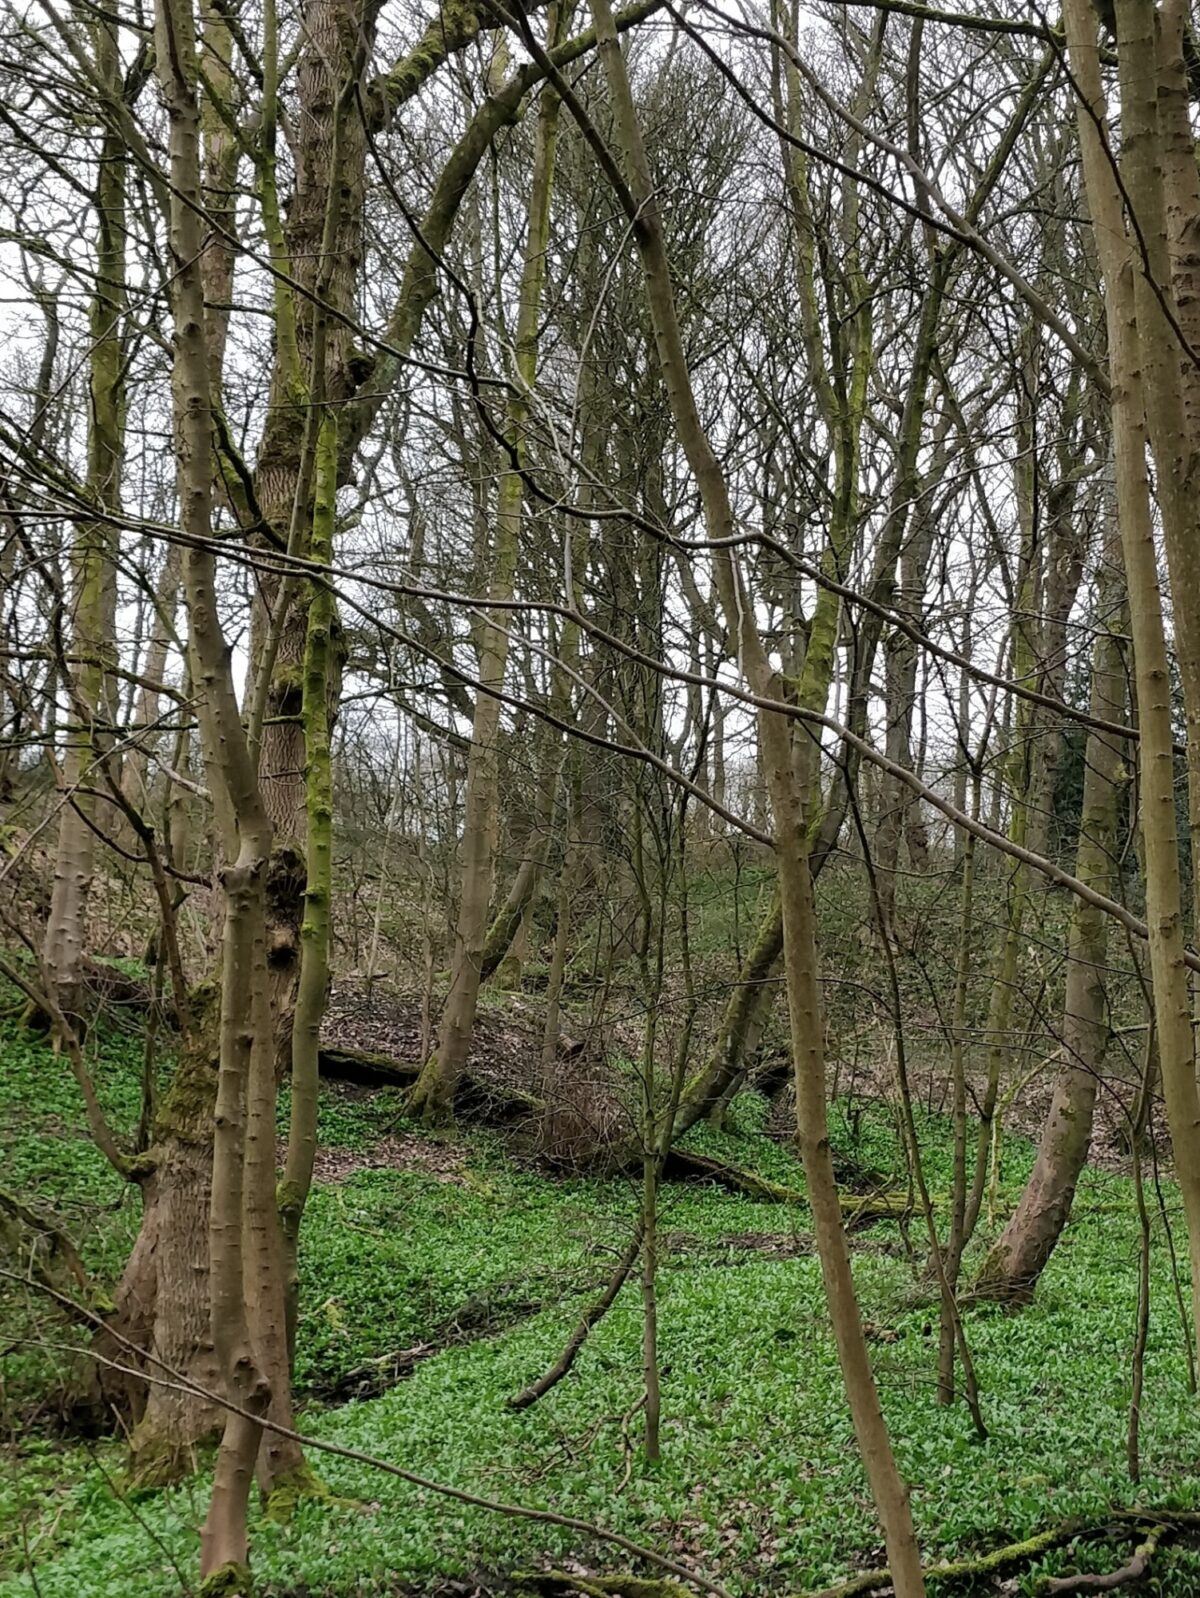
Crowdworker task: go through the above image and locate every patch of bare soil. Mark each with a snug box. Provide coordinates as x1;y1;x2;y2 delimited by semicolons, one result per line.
312;1130;467;1186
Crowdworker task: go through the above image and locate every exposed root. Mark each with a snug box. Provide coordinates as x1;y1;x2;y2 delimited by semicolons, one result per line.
198;1563;252;1598
1042;1523;1166;1594
123;1433;196;1494
796;1512;1200;1598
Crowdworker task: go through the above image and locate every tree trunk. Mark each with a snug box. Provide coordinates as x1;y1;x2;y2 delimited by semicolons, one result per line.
410;11;566;1121
1063;0;1200;1349
42;12;124;1024
974;522;1125;1301
573;5;925;1583
116;1041;223;1484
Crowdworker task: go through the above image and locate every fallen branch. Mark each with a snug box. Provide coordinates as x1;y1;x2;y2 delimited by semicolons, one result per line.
659;1149;806;1202
323;1284;553;1402
659;1149;908;1226
796;1521;1088;1598
509;1227;643;1410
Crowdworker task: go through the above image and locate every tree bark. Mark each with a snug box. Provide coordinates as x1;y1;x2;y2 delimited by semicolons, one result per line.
1063;0;1200;1350
42;11;124;1025
974;521;1125;1301
410;12;566;1121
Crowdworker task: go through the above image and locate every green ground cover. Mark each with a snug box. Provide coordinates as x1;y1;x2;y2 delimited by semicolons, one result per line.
3;1010;1200;1596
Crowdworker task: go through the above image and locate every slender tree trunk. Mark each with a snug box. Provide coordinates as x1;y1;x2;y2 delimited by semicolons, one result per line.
42;14;124;1024
411;16;566;1120
279;415;339;1412
1063;0;1200;1348
937;784;978;1402
480;730;565;983
118;545;183;830
154;0;280;1574
572;8;925;1585
974;521;1125;1300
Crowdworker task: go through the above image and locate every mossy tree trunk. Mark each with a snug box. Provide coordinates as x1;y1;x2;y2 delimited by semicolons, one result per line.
279;411;340;1377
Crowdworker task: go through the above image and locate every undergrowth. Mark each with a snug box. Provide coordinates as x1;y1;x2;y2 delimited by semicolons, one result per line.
2;1006;1199;1596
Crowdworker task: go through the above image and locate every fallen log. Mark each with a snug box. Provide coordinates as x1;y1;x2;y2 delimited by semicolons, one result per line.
317;1045;415;1087
659;1149;909;1227
659;1148;806;1202
317;1043;542;1125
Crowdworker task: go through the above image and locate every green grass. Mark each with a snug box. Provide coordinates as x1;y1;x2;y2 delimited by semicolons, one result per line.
3;1009;1200;1596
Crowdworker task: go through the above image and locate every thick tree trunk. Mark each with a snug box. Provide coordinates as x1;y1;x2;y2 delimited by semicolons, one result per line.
110;1031;224;1485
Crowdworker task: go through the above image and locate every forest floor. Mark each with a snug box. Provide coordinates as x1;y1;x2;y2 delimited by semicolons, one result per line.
3;998;1200;1597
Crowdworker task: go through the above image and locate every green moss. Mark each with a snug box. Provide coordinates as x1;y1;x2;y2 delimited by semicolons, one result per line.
154;1046;216;1143
197;1563;252;1598
262;1460;329;1524
123;1432;190;1494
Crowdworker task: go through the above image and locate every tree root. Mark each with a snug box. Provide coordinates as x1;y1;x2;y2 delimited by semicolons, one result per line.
263;1459;332;1523
1041;1523;1166;1594
795;1511;1200;1598
197;1563;252;1598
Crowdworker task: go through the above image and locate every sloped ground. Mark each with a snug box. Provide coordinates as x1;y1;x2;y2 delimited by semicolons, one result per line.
323;985;550;1085
4;1001;1200;1598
